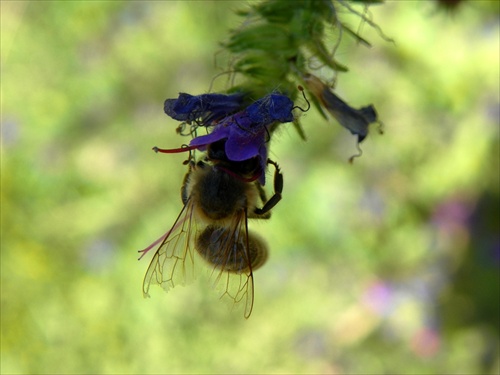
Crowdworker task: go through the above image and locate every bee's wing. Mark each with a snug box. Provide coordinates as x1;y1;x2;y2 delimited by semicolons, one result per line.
141;198;201;297
208;211;255;319
218;260;255;319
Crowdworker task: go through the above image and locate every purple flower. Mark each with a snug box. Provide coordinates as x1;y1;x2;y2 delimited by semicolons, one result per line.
246;93;294;124
190;93;294;185
164;92;245;126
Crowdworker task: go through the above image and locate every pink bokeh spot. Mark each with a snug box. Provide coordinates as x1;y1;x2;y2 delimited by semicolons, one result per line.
410;327;441;358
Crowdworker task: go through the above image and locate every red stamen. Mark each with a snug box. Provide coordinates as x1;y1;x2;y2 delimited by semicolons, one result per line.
152;144;199;153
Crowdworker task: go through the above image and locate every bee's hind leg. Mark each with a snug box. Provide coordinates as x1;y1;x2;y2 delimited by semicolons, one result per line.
252;159;283;218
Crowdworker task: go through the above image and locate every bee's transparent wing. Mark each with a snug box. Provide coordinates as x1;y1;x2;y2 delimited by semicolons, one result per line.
207;211;256;319
141;199;201;297
216;262;255;319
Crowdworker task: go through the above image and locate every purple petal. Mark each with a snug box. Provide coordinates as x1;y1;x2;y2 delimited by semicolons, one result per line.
225;131;264;162
246;94;294;124
189;125;230;148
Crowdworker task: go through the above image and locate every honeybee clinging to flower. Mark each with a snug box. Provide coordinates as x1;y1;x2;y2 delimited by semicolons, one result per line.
139;139;283;318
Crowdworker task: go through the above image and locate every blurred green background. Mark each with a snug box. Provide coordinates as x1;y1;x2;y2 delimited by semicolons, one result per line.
1;1;499;374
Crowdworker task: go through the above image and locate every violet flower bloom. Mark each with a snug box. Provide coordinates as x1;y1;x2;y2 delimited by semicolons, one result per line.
164;92;245;126
303;73;379;143
190;93;294;185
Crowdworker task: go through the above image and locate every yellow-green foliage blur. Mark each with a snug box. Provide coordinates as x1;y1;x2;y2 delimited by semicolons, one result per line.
1;1;499;374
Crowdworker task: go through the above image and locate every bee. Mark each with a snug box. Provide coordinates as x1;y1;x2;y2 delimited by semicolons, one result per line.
139;139;283;318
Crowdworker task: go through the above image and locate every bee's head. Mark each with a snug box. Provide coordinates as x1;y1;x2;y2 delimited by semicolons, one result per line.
206;139;262;181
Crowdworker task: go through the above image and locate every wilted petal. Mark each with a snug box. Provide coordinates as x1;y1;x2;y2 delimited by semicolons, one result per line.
303;73;379;143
